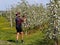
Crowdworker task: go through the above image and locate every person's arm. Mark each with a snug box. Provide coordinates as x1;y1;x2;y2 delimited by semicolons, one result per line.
23;17;26;22
23;17;27;27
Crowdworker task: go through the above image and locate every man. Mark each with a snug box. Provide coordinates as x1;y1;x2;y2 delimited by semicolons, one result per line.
15;12;26;43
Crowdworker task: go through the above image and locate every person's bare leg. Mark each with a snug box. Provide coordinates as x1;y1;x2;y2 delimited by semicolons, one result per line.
16;32;19;41
20;32;24;43
20;32;24;40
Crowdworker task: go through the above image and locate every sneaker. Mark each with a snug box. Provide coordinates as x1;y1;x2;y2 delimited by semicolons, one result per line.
16;40;18;43
21;40;24;43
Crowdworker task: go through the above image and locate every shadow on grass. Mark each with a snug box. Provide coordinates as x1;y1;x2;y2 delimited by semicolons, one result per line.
7;40;16;43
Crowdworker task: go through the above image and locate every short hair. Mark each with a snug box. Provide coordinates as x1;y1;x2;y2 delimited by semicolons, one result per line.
22;15;26;18
16;12;20;16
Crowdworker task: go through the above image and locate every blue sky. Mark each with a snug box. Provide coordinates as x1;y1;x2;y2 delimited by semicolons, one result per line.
0;0;50;11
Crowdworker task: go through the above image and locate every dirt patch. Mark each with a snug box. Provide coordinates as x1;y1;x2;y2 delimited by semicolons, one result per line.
0;40;15;45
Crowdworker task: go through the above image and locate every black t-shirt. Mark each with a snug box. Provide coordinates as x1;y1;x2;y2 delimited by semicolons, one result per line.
15;17;23;26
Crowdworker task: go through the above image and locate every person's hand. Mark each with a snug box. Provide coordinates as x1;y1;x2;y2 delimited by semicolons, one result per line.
24;18;26;21
24;18;27;22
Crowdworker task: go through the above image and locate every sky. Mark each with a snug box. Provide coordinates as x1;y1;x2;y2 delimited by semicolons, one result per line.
0;0;50;11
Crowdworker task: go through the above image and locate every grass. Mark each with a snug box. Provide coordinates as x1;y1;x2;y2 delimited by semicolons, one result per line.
0;28;44;45
0;16;44;45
